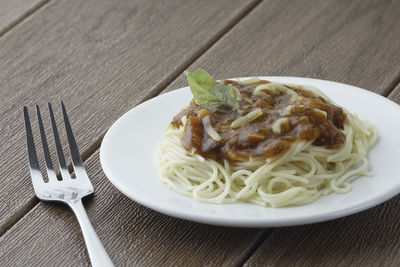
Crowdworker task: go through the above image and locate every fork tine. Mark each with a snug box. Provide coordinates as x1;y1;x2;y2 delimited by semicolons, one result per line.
36;105;58;182
48;103;71;180
23;106;44;186
61;102;86;175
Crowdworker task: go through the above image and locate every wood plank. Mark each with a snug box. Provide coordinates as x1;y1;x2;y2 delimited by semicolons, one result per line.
164;0;400;94
0;0;47;36
244;196;400;266
0;150;267;266
0;0;259;232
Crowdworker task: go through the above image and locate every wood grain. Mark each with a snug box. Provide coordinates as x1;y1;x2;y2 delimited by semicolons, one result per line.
388;83;400;103
164;0;400;94
0;0;48;36
1;0;400;265
0;0;259;232
0;150;266;266
244;195;400;266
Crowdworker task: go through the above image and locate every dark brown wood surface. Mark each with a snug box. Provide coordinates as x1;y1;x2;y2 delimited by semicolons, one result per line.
165;0;400;94
0;0;259;233
0;151;267;266
244;196;400;267
1;0;400;266
0;0;48;36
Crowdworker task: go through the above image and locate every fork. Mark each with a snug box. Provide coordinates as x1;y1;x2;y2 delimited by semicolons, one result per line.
23;102;114;267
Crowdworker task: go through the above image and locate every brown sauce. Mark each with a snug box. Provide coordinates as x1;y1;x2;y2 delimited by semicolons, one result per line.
171;80;346;162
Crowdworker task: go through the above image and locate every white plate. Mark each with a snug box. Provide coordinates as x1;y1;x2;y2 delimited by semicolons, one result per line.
100;77;400;227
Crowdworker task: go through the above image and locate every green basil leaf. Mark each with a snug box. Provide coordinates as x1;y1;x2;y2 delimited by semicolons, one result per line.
201;102;230;112
210;84;239;110
185;70;217;106
192;69;217;90
185;70;239;112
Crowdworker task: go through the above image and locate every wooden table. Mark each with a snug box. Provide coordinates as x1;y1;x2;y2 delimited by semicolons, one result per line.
1;0;400;266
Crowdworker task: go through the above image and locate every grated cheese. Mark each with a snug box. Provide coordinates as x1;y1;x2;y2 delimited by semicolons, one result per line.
202;115;222;141
237;78;261;85
231;108;263;128
233;86;242;101
255;82;297;96
272;117;290;134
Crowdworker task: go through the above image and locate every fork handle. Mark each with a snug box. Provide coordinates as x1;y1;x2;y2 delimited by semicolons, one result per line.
69;200;114;267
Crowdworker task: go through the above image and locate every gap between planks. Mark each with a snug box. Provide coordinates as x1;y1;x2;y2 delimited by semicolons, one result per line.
0;0;262;237
383;72;400;97
0;0;50;38
229;229;272;267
